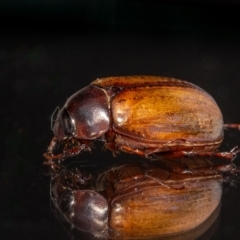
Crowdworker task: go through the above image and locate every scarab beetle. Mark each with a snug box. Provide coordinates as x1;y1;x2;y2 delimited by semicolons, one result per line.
44;76;239;163
51;158;224;239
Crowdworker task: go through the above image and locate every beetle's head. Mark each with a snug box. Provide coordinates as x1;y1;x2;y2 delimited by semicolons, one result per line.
53;85;110;141
53;108;75;139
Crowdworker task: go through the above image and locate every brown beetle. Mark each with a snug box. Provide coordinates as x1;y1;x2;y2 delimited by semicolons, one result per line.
44;76;239;163
50;158;225;239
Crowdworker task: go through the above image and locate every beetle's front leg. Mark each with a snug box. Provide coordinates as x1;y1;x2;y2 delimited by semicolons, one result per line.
43;137;91;164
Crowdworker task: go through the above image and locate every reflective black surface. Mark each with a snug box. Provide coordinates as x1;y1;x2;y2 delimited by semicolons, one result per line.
1;1;240;239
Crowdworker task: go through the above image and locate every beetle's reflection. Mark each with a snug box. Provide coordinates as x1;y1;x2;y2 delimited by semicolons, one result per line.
52;199;220;240
49;157;231;239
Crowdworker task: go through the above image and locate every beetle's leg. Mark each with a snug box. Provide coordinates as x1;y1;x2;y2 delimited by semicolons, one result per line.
186;162;240;175
153;150;238;163
144;139;195;158
174;163;234;175
119;145;147;157
150;138;240;161
43;136;63;163
185;146;240;161
120;140;194;158
150;156;194;174
103;130;121;156
153;156;238;175
103;142;120;157
224;123;240;130
118;138;203;158
43;138;91;164
46;137;59;154
43;145;84;163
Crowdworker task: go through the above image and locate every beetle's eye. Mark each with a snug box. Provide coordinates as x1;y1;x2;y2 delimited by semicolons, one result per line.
61;109;75;136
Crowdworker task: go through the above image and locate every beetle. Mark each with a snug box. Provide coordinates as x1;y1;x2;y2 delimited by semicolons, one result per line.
51;158;225;239
44;76;239;163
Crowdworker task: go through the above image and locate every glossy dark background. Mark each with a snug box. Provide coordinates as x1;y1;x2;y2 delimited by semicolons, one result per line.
1;1;240;239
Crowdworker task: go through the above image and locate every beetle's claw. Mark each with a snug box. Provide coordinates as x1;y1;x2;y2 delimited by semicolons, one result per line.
230;145;240;158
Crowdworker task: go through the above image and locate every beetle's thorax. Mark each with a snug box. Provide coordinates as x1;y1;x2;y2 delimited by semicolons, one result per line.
54;85;111;140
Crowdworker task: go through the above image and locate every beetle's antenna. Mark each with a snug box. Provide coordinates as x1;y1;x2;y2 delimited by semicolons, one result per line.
51;106;60;131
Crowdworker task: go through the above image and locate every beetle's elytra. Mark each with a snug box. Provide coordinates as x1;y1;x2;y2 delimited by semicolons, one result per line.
44;76;226;162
